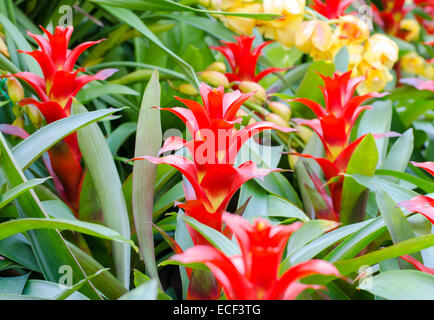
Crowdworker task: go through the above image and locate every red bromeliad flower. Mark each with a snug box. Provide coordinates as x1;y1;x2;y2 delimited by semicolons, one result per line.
134;83;296;245
211;36;285;83
372;0;413;37
397;161;434;224
7;26;116;210
171;213;340;300
311;0;354;19
289;71;388;220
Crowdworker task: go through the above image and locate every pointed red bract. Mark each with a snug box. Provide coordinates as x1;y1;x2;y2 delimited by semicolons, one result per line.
171;213;340;300
397;195;434;224
400;255;434;275
311;0;354;19
211;36;285;83
410;161;434;176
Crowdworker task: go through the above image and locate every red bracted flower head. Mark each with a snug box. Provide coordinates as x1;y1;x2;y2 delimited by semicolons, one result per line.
133;82;296;245
311;0;354;19
11;25;117;118
291;71;387;161
211;36;285;83
171;213;340;300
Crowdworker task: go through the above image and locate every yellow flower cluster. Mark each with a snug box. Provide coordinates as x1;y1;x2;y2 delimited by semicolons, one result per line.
400;52;434;80
200;1;399;94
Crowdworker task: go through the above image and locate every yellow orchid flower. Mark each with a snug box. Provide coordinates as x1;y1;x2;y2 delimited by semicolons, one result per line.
334;15;370;46
222;2;263;35
362;34;399;69
399;19;420;42
400;52;427;77
295;20;337;60
260;0;305;47
356;61;394;95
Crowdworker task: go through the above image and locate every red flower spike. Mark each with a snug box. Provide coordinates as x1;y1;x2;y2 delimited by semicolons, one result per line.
171;213;340;300
211;36;285;83
311;0;354;19
290;71;387;161
5;26;117;211
410;161;434;176
400;255;434;275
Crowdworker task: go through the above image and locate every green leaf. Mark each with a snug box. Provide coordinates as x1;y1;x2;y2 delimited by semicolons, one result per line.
73;100;131;289
54;268;110;300
357;100;392;167
0;273;29;294
90;0;279;19
0;218;137;249
267;195;310;222
99;5;199;87
118;279;158;300
359;270;434;300
0;133;102;300
381;129;414;180
375;169;434;194
132;70;162;285
377;189;422;265
334;46;349;73
0;178;49;210
286;220;339;258
0;234;40;272
340;134;378;225
335;234;434;276
22;280;89;300
12;108;122;170
76;84;139;104
291;60;335;118
107;122;137;155
179;214;239;256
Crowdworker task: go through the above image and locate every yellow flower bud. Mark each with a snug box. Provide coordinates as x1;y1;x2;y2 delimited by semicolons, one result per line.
268;101;291;121
206;61;227;73
424;64;434;80
288;150;299;170
400;52;426;77
6;77;24;104
199;70;230;88
295;124;313;143
238;81;267;103
363;34;399;69
265;113;289;127
399;19;420;42
12;104;23;117
335;15;370;45
12;116;24;129
178;83;199;96
25;105;43;129
222;3;262;35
